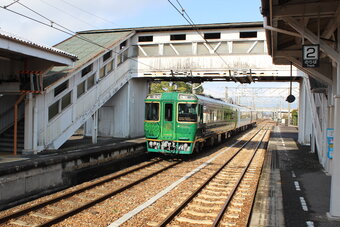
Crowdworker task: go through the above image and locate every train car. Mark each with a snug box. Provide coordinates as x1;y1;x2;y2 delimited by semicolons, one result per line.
144;92;256;154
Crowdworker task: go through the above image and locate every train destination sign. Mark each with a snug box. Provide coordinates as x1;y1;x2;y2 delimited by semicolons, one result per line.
302;44;319;68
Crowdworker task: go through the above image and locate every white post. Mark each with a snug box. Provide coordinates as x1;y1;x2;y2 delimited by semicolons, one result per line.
298;80;306;143
330;26;340;217
24;93;33;152
92;111;98;144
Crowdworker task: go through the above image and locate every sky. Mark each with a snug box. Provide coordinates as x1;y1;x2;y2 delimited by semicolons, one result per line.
0;0;298;109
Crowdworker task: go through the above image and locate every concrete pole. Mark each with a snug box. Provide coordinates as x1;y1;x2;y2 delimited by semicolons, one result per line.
329;26;340;217
298;80;305;143
24;93;33;151
92;111;98;144
288;102;291;126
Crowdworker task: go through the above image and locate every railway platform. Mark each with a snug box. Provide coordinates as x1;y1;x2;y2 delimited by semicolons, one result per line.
251;124;340;227
0;136;147;210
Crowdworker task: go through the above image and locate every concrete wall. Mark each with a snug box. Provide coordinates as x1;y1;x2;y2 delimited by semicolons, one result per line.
98;83;129;138
0;142;146;210
128;79;148;137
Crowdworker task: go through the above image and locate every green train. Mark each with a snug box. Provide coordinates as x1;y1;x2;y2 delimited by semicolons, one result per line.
144;92;256;154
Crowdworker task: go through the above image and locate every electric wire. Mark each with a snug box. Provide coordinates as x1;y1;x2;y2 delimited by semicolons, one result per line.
59;0;121;27
0;1;158;70
168;0;230;67
39;0;101;29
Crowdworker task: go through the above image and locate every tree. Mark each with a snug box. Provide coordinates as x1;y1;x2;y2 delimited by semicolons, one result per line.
149;81;204;94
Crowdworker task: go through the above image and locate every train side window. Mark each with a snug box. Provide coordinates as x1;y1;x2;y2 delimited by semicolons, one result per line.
178;103;197;122
145;103;159;121
199;105;203;123
165;103;173;121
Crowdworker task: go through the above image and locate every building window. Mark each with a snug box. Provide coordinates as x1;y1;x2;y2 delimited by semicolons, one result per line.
81;64;93;77
240;31;257;38
48;101;59;121
120;40;127;49
48;91;72;121
99;59;115;78
138;36;153;42
204;33;220;39
77;81;86;98
61;92;71;109
54;80;68;97
117;49;128;66
170;34;186;41
77;73;96;99
103;51;112;62
87;74;95;90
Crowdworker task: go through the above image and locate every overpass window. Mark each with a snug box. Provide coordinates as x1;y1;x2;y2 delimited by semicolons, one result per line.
240;31;257;38
178;103;197;122
118;49;128;65
100;59;114;78
54;80;68;97
170;34;186;41
48;91;72;121
77;81;86;98
87;74;95;90
61;92;71;110
120;41;127;49
103;51;112;62
204;32;220;39
138;36;153;42
81;64;93;77
165;103;173;121
145;103;159;121
48;101;59;121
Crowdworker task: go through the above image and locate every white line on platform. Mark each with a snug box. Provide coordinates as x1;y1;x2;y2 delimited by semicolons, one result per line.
306;221;314;227
292;171;296;178
294;181;301;191
300;197;308;211
108;134;247;227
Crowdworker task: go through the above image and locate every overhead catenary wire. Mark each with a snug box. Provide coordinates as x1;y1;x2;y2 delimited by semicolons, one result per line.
38;0;101;30
0;1;158;70
167;0;230;67
59;0;121;28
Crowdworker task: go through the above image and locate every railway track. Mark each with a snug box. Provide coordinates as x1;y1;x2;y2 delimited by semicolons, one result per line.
0;158;182;227
157;127;270;227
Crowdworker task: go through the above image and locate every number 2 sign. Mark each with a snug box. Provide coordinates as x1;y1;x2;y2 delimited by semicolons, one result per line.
302;44;319;68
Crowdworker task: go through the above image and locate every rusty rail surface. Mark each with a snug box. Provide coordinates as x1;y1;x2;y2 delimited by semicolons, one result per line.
157;127;267;227
0;158;181;226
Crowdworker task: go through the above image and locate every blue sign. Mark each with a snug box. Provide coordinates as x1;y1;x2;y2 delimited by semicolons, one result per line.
327;128;334;159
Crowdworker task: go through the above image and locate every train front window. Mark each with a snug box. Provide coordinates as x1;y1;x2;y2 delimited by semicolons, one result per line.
145;103;159;121
178;103;197;122
165;103;173;121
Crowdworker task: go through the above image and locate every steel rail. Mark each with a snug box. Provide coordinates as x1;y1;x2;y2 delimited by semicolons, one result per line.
157;126;265;227
0;158;164;224
212;128;269;226
245;127;272;226
38;160;182;227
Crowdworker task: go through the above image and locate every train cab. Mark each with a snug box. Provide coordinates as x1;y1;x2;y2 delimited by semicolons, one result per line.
144;92;198;154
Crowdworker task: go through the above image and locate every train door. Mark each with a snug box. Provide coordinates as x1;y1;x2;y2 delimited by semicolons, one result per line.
161;102;175;139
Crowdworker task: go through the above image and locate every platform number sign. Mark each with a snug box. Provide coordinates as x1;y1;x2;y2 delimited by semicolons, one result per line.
302;44;319;68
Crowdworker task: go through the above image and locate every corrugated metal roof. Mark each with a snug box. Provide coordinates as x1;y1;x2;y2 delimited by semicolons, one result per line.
45;30;133;88
0;29;78;61
79;22;263;34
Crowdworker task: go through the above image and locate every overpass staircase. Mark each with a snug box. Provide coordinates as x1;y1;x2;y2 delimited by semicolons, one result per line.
43;61;132;151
